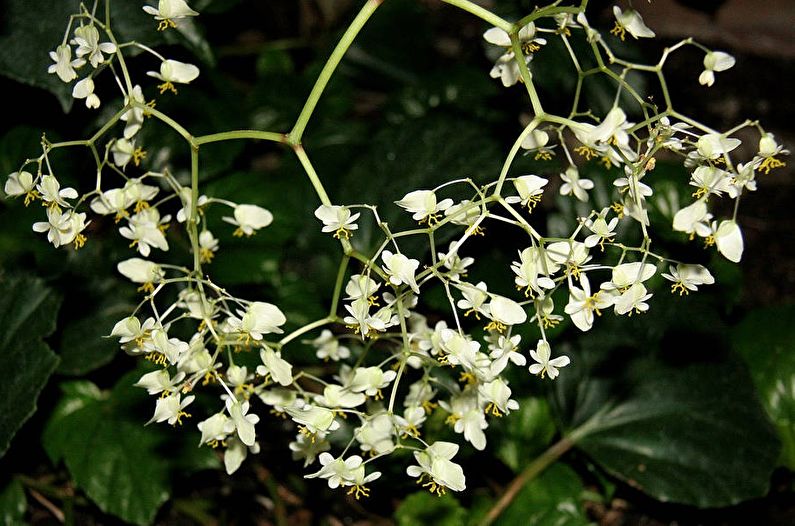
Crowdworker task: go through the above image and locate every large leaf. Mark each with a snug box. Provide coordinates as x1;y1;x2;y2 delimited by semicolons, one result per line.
554;347;780;507
493;463;591;526
57;298;132;375
732;305;795;468
394;491;467;526
43;374;218;526
492;397;556;472
0;275;61;457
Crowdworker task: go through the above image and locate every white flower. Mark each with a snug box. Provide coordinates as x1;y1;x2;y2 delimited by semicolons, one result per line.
345;274;380;300
437;243;474;281
444;200;481;228
456;281;490;317
48;44;78;83
546;241;590;274
289;433;330;467
601;262;657;292
565;275;613;331
381;250;420;292
147;393;194;425
662;263;715;295
226;399;260;446
714;220;743;262
123;179;160;208
406;441;466;494
117;258;164;287
71;25;116;68
223;436;259;475
355;414;395;454
483;23;546;87
343;298;387;337
226;301;287;340
147;59;200;94
119;208;170;257
197;412;235;446
134;369;185;395
528;340;569;379
441;390;487;450
505;175;548;209
305;453;377;494
560;166;594;202
286;401;340;437
72;77;100;109
314;204;360;239
176;188;209;223
350;366;397;398
690;165;733;198
121;85;147;138
306;329;350;361
4;171;36;204
673;200;712;237
146;328;189;365
611;6;655;40
520;129;550;150
485;295;527;328
111;138;136;168
36;175;77;209
198;230;219;262
584;208;619;248
479;378;519;416
488;334;526;374
614;283;653;315
699;51;735;87
256;348;293;386
143;0;199;30
32;208;88;248
395;189;453;224
511;246;558;297
222;204;273;236
90;188;131;218
315;384;366;409
697;133;741;160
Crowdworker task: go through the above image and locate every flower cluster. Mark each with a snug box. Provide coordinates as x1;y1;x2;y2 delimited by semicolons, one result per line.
3;0;786;501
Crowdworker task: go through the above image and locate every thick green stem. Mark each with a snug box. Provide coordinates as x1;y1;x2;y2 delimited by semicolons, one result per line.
443;0;512;32
478;437;574;526
289;0;382;144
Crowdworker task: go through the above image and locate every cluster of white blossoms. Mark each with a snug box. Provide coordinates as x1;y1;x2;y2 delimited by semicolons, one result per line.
3;0;787;500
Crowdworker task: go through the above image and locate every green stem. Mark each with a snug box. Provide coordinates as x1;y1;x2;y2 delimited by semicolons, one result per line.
194;130;286;146
289;0;382;144
279;317;333;346
442;0;512;32
478;437;574;526
136;103;194;144
293;146;331;205
189;146;202;274
329;255;350;317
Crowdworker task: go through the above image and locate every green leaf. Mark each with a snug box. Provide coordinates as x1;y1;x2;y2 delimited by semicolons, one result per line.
0;0;77;111
395;491;467;526
556;348;780;507
493;463;591;526
43;373;218;526
0;275;61;457
0;479;27;526
732;305;795;468
492;397;556;472
57;299;132;375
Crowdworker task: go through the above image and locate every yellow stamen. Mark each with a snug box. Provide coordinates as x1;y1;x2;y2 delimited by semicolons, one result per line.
459;372;477;385
200;247;215;263
157;18;178;31
484;320;507;333
73;234;86;250
534;149;554;161
347;484;370;500
132;147;147;167
421;400;438;414
173;410;191;426
671;282;689;296
575;145;598;160
485;402;503;418
134;200;150;213
611;201;625;219
758;156;785;174
137;282;155;294
333;226;352;239
24;190;40;206
610;22;626;41
158;81;178;95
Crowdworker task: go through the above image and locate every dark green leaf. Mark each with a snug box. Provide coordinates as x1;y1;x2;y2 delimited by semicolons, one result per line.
493;463;591;526
0;0;77;111
557;348;780;507
43;373;218;526
0;275;61;457
732;305;795;468
0;479;27;526
57;299;132;375
493;397;556;472
395;491;467;526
